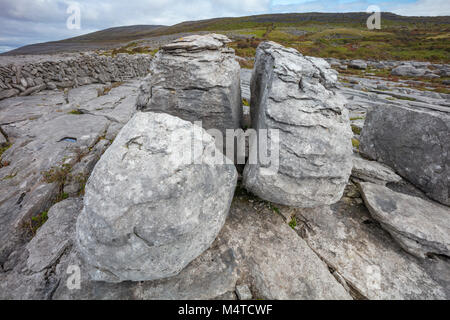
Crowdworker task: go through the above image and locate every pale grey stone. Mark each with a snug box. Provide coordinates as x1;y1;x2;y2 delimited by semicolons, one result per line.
236;284;252;300
0;112;110;265
240;68;251;101
0;129;6;146
4;191;350;300
220;198;351;300
137;34;242;135
349;60;367;70
0;199;83;300
243;41;353;207
76;112;238;282
352;154;402;185
391;64;426;77
0;88;20;100
360;103;449;206
19;83;46;96
0;81;143;267
359;182;450;259
26;199;83;273
293;202;447;299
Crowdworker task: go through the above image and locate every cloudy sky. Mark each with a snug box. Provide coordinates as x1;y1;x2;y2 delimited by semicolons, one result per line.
0;0;449;53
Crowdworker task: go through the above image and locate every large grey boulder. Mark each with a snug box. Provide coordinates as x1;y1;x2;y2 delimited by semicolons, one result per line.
137;34;242;134
76;111;238;283
359;104;449;206
243;41;353;207
359;182;450;259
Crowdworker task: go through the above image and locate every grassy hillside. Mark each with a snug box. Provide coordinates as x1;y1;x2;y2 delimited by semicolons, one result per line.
4;12;450;63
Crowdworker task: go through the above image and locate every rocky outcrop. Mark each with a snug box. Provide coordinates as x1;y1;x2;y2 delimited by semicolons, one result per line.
359;182;450;259
136;34;242;134
2;192;353;300
359;104;449;206
391;64;426;77
243;41;353;207
76;112;238;282
292;201;448;299
0;53;152;100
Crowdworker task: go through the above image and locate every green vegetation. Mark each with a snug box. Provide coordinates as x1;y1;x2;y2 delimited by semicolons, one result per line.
0;143;11;168
269;203;280;215
288;216;297;230
214;15;450;63
242;98;250;106
42;163;72;186
68;109;83;115
30;211;48;236
351;125;362;135
352;138;360;149
394;95;417;101
17;13;449;63
0;143;11;157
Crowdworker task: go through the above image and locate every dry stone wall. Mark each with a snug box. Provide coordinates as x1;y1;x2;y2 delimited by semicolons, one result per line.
0;53;152;100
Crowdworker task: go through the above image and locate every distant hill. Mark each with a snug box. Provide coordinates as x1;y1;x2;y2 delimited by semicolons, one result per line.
3;25;165;55
61;25;166;42
3;12;449;56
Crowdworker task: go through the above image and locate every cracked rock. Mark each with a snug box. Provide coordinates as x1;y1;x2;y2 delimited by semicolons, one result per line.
293;201;447;299
360;103;450;206
236;284;252;300
359;182;450;259
243;41;353;207
76;111;238;282
136;34;242;135
351;154;402;185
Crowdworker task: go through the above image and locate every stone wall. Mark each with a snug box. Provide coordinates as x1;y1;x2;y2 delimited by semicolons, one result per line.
0;53;152;100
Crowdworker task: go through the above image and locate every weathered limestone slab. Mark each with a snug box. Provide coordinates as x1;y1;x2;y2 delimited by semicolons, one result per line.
76;112;238;282
136;34;242;134
243;41;353;207
360;103;449;206
359;182;450;259
352;154;402;185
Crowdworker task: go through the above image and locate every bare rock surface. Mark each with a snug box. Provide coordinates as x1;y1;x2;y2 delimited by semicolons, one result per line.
391;64;426;77
359;182;450;259
243;41;353;207
240;68;251;101
137;34;242;134
292;200;448;299
359;103;449;206
76;112;238;282
0;129;7;146
0;80;140;268
352;154;402;185
2;193;352;300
